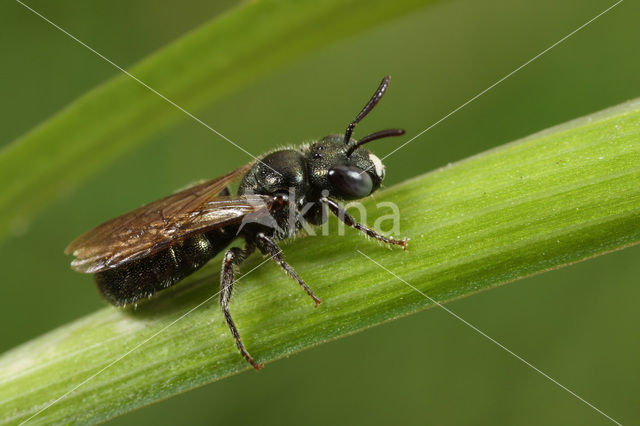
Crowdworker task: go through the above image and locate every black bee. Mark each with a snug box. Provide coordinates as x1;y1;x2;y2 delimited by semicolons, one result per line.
66;76;407;369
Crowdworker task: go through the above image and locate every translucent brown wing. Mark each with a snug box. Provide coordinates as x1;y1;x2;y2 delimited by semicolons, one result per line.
66;163;269;274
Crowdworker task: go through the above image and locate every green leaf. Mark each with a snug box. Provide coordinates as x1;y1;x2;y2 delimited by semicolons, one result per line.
1;99;639;424
0;0;436;242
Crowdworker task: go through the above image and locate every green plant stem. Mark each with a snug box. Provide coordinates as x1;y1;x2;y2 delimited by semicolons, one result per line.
0;0;437;242
1;100;639;424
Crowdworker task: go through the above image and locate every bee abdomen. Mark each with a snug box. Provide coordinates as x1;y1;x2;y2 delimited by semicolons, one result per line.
95;228;237;306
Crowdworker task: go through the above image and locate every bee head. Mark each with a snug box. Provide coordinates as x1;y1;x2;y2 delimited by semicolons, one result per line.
305;135;387;199
305;76;404;200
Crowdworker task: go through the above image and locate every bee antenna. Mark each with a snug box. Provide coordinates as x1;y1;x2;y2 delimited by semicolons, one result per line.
346;128;405;157
343;76;391;145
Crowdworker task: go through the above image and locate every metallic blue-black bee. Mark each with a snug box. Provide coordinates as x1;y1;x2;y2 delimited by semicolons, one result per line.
66;76;407;369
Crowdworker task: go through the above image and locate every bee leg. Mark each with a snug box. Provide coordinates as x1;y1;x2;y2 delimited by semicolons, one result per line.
320;197;408;249
220;245;263;370
255;232;322;305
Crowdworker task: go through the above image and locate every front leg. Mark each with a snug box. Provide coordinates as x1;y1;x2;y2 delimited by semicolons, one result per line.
220;244;263;370
320;197;408;249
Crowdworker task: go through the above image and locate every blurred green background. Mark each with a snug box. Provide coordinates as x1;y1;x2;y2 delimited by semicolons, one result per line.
1;0;639;424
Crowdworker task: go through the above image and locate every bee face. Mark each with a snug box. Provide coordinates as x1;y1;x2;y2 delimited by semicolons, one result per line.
305;135;384;200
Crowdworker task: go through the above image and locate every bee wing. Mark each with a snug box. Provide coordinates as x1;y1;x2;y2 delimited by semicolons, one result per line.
65;163;270;273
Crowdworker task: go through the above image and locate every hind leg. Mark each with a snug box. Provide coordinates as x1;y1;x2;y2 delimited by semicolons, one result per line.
219;244;263;370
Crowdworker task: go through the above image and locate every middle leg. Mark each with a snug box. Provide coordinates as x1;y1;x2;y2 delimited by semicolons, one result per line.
254;232;321;305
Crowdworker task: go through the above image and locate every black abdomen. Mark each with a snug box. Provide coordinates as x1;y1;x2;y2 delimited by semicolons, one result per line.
95;227;238;306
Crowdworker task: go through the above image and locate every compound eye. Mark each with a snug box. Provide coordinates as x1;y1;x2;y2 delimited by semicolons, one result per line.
328;165;373;199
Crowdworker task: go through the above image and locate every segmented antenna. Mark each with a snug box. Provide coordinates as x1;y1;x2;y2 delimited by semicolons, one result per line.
346;129;405;157
343;76;391;145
